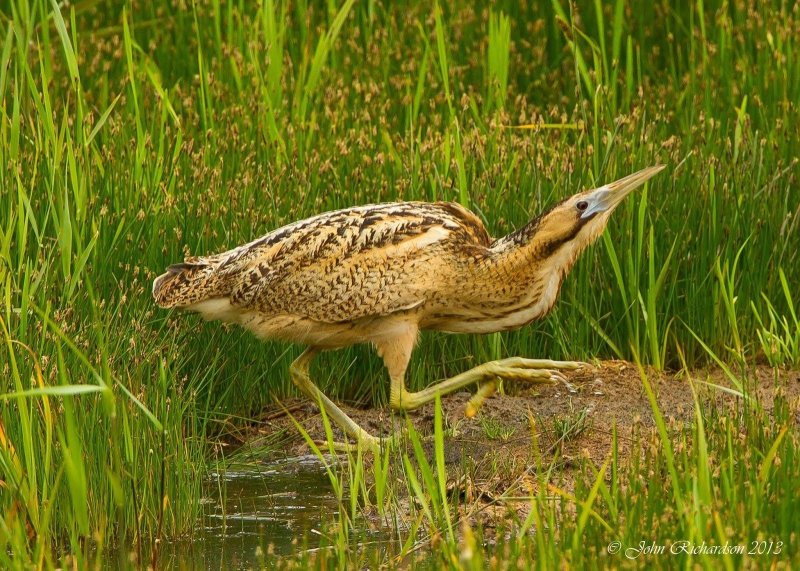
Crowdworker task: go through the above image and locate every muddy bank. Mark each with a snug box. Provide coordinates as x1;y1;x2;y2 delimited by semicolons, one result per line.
231;362;799;523
242;362;791;446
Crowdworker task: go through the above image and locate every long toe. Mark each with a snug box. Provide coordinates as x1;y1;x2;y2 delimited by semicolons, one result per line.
494;357;588;370
313;436;387;455
487;364;559;383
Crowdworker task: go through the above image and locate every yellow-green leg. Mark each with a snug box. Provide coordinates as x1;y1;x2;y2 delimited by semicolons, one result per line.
390;357;586;415
466;380;497;418
289;348;389;453
291;341;587;454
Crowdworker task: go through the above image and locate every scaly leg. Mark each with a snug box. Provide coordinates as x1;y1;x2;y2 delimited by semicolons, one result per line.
389;357;584;413
375;327;586;415
466;380;497;418
464;358;591;415
292;328;587;453
289;348;389;453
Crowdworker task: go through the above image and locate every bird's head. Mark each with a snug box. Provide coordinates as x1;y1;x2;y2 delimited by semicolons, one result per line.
530;165;666;260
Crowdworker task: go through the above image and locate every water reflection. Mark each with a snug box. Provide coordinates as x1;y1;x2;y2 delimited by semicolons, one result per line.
161;454;341;569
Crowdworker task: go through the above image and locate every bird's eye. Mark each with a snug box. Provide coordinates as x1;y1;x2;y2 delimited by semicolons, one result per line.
576;200;589;212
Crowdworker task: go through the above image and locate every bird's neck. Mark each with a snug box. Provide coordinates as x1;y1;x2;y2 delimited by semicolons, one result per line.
489;219;584;278
422;219;587;333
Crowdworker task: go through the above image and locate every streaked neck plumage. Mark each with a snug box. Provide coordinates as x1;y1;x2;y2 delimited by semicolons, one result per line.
488;206;603;283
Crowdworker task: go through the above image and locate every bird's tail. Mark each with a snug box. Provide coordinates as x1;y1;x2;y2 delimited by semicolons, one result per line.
152;260;226;308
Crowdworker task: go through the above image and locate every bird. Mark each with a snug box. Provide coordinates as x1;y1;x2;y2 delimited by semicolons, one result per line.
153;165;665;451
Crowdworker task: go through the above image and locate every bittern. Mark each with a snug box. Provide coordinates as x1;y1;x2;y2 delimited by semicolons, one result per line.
154;165;665;451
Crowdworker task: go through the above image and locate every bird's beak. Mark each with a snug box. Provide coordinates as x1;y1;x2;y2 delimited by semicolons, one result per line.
581;165;666;219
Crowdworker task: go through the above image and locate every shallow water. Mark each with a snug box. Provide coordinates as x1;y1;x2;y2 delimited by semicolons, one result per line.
159;454;347;569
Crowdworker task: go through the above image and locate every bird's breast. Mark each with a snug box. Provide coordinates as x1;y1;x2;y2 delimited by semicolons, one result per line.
421;269;563;334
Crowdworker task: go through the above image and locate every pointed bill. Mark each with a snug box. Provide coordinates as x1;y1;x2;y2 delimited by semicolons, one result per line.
581;165;666;219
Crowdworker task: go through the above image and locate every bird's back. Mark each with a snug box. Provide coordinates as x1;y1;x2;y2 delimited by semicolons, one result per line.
153;201;491;325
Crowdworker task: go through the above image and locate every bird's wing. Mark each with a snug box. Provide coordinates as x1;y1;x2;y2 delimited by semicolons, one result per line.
209;202;491;322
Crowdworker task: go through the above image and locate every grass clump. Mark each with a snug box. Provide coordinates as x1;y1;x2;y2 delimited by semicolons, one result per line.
299;367;799;569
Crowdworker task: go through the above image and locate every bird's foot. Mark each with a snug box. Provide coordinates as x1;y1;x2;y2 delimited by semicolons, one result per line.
464;358;589;417
465;380;498;418
313;433;397;455
486;357;590;371
483;362;568;384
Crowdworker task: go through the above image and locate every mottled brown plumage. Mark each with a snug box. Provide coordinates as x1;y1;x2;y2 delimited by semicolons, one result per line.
154;166;665;450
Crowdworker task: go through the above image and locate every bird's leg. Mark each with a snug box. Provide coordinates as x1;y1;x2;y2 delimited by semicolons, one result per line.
389;356;586;414
289;348;386;453
465;358;590;415
465;380;497;418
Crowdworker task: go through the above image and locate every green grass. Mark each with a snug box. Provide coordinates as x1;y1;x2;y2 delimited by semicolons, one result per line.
295;362;799;569
0;0;799;568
